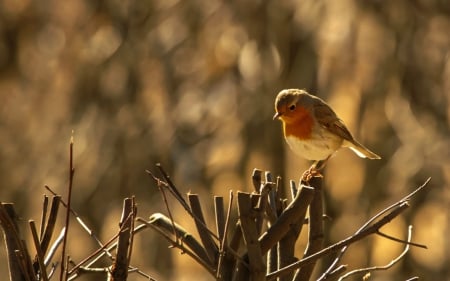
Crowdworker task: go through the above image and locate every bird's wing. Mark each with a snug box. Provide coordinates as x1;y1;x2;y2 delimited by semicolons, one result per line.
313;101;356;142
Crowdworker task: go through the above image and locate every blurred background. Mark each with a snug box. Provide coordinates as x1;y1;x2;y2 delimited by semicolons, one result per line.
0;0;449;280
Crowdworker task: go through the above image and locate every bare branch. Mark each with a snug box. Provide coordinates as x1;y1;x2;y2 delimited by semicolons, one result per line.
293;176;324;281
39;196;48;241
338;225;415;280
137;216;215;276
0;203;36;281
236;192;266;281
29;221;49;281
267;202;410;281
60;136;75;281
259;185;315;255
110;198;136;281
376;230;426;249
216;191;234;280
319;178;431;280
44;186;111;259
189;194;219;265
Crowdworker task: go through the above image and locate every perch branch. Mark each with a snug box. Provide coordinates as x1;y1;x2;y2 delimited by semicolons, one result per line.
293;176;324;281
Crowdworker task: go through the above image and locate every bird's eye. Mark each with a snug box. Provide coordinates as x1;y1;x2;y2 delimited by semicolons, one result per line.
289;104;296;111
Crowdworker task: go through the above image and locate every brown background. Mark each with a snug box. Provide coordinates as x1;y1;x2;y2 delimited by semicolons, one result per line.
0;0;449;280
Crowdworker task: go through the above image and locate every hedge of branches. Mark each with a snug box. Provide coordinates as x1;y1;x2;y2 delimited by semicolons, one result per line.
0;141;429;281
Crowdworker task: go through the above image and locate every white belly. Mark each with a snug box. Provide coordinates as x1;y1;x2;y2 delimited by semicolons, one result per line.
286;135;342;160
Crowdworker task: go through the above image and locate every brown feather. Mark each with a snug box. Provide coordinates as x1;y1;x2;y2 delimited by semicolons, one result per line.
312;99;356;142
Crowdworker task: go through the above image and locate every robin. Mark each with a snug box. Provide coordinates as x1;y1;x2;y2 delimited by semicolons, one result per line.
273;89;380;176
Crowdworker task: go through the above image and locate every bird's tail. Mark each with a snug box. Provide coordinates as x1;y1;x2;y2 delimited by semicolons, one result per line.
343;140;381;159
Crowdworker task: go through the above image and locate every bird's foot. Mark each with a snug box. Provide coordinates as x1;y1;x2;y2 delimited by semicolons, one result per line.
301;165;323;184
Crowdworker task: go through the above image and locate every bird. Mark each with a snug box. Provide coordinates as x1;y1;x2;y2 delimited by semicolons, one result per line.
273;89;380;175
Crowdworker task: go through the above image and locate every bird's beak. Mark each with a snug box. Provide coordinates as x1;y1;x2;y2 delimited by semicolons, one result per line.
273;112;282;120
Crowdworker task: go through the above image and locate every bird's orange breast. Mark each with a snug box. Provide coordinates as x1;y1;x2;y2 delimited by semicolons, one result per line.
283;106;314;140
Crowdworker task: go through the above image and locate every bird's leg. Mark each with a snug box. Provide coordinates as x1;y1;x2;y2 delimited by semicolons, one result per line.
301;156;331;183
314;155;331;171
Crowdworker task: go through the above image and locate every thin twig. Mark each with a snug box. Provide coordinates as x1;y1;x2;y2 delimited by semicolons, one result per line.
44;186;113;259
136;217;216;276
67;223;151;281
153;173;179;243
146;168;220;240
60;135;75;281
338;225;414;280
155;164;191;212
319;178;431;280
45;228;65;266
67;213;134;276
323;265;347;281
266;202;410;280
128;197;136;266
376;230;426;249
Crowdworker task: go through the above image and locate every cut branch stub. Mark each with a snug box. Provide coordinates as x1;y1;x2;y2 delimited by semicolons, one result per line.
259;185;315;255
237;192;266;281
0;203;36;281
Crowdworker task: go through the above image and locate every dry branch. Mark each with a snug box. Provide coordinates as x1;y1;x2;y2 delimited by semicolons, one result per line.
189;194;219;264
0;203;36;281
294;176;324;281
60;137;75;281
266;201;411;280
339;225;414;280
145;213;214;273
318;178;431;280
29;221;48;281
110;197;136;281
39;196;61;257
236;192;266;281
259;185;315;255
